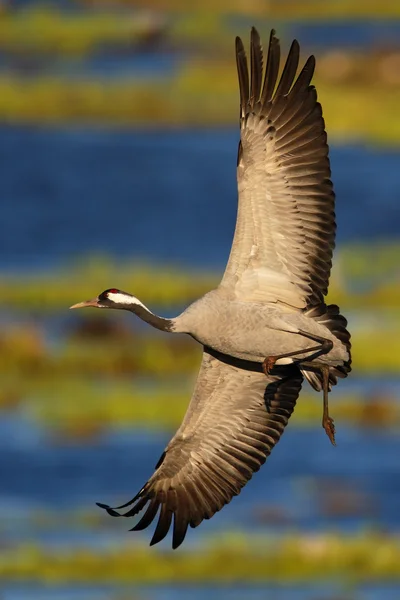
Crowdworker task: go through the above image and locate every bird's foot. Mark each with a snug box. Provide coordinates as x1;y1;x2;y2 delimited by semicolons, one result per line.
323;415;336;446
262;356;277;376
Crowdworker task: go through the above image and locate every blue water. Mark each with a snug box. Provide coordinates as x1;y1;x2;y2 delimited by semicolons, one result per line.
3;585;400;600
2;422;400;539
291;21;400;49
1;124;399;598
1;418;399;597
1;126;399;270
1;5;400;599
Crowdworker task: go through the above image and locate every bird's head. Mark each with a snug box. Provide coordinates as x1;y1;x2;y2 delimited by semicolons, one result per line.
70;288;139;310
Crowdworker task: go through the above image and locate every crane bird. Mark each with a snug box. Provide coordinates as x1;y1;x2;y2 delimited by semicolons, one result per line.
71;28;351;548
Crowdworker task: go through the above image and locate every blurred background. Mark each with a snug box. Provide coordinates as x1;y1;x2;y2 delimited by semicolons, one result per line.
1;1;400;599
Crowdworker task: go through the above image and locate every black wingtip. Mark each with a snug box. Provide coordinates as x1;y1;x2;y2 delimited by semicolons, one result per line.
172;519;189;550
149;537;158;547
269;28;277;42
250;25;273;38
302;54;316;80
251;26;260;41
287;38;300;61
96;502;122;517
235;36;244;52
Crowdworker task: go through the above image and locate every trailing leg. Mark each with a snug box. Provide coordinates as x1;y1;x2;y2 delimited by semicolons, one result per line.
321;364;336;446
262;330;333;375
261;330;337;445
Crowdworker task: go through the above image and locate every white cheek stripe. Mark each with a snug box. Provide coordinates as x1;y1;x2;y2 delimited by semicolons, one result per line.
109;293;149;311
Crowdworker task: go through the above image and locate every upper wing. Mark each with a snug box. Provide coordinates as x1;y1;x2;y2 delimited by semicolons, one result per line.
97;350;303;548
221;28;336;309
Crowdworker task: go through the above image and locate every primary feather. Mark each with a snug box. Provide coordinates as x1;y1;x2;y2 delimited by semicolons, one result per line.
222;27;336;309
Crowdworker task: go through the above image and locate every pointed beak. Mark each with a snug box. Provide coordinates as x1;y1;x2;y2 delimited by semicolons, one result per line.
69;297;100;310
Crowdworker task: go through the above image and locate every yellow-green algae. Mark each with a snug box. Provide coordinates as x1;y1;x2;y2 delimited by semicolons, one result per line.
1;73;399;144
1;244;400;311
1;532;399;584
2;324;399;436
2;314;400;379
2;3;400;59
0;258;216;311
1;245;399;436
25;379;400;436
0;5;153;57
1;7;400;142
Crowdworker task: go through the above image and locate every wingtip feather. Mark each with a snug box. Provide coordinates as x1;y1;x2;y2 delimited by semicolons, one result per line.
235;35;243;50
96;502;123;517
260;28;281;105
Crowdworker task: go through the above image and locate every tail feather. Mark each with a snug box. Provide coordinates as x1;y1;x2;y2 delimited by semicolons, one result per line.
301;303;351;392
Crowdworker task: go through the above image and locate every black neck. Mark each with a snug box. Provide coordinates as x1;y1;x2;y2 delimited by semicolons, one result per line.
126;304;174;332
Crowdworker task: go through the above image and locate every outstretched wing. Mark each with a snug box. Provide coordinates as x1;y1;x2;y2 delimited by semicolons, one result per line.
221;28;336;309
97;351;303;548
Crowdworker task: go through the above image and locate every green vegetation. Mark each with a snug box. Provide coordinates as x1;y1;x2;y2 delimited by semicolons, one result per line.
2;320;399;438
1;71;399;144
2;315;400;379
2;244;400;311
1;243;399;438
17;376;399;438
0;257;215;311
1;6;400;142
2;318;399;437
0;6;152;57
3;2;400;59
263;0;400;19
2;531;400;583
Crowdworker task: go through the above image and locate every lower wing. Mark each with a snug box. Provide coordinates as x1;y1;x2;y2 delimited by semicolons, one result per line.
97;350;304;548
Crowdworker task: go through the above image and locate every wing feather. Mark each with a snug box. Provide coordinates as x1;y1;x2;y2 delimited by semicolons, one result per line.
97;351;303;548
274;40;299;97
222;29;335;308
250;27;263;104
261;28;280;104
235;37;249;118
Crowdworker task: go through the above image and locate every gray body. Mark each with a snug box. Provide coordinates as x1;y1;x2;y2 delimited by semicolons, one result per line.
177;290;348;366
